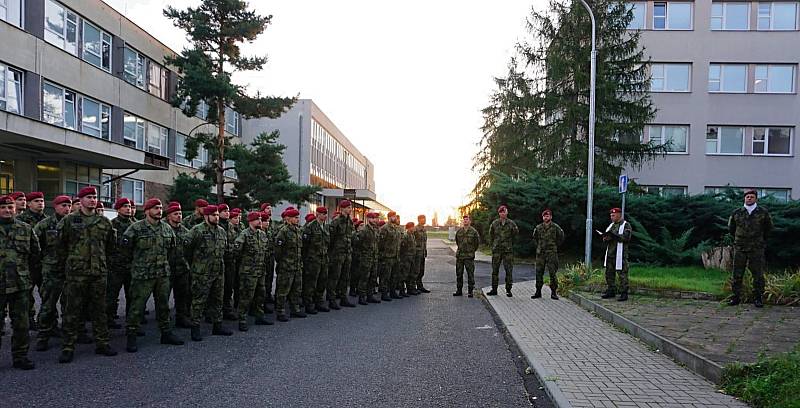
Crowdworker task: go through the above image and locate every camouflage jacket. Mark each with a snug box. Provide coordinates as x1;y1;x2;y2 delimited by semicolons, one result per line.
234;227;268;277
17;209;46;227
122;219;177;280
604;220;632;258
185;222;227;277
109;215;135;270
350;229;361;261
0;219;41;294
399;230;416;260
356;223;378;264
489;218;518;254
412;225;427;256
56;211;115;278
378;223;402;259
301;219;327;260
728;206;773;250
532;222;565;255
262;220;276;258
329;214;354;255
455;226;480;259
181;212;205;229
167;222;191;277
33;214;65;268
274;223;302;269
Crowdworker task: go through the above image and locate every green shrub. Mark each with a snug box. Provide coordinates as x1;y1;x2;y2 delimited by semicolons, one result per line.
722;345;800;408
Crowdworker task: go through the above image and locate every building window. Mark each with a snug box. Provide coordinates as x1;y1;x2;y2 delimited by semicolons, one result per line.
643;185;688;197
36;161;61;200
753;127;793;156
123;47;146;89
706;126;744;155
121;178;144;205
225;107;239;136
175;133;190;166
754;65;795;93
648;125;688;153
44;0;78;55
0;63;23;114
711;3;750;30
627;2;646;30
224;159;237;179
196;100;209;120
651;63;691;92
758;188;791;202
147;122;168;156
81;21;112;72
100;174;112;203
81;97;111;140
192;145;208;169
708;64;747;93
0;0;24;28
123;113;146;150
148;62;168;99
64;163;101;197
758;2;798;31
653;2;692;30
42;82;76;129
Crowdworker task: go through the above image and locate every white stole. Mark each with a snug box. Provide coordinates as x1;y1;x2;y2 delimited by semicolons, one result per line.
603;221;627;270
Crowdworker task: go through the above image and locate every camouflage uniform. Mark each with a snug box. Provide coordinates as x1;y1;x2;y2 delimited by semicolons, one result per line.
186;222;227;326
122;219;177;336
302;219;327;309
349;228;361;295
56;211;115;352
455;226;480;293
328;215;354;301
106;215;134;324
412;224;428;290
274;222;303;315
17;209;45;322
398;230;416;293
314;222;331;307
167;222;192;325
181;212;205;229
233;227;269;322
221;218;240;317
33;214;66;342
356;222;379;297
728;206;773;301
489;218;518;292
262;220;277;307
378;223;402;297
0;218;40;363
532;222;565;294
603;220;632;295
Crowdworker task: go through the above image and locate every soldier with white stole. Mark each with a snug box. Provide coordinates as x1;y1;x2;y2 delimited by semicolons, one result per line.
600;207;632;301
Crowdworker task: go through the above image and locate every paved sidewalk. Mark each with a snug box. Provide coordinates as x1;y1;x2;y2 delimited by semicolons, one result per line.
484;281;748;408
443;240;532;265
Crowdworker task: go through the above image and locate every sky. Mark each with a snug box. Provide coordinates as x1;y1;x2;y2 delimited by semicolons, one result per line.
102;0;543;222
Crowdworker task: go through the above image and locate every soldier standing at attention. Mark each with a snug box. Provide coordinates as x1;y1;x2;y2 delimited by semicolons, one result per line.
10;191;26;214
56;187;118;363
165;203;193;328
229;208;243;311
182;198;208;229
122;198;183;352
728;190;773;308
218;204;238;321
186;205;232;341
399;222;417;296
348;217;361;297
260;209;277;314
601;208;632;302
454;215;480;298
33;195;72;351
532;209;565;300
0;194;39;369
18;192;46;331
328;200;355;310
233;212;272;330
356;213;380;304
413;215;430;293
488;205;518;297
378;212;402;301
71;198;81;214
302;208;328;315
107;197;135;329
274;208;305;322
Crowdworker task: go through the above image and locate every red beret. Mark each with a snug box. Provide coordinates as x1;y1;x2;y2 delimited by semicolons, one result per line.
165;205;182;215
143;198;162;211
78;186;97;198
26;192;44;201
217;204;229;212
0;195;13;205
247;212;261;222
338;200;351;208
315;207;328;214
542;209;552;216
305;213;316;223
113;197;132;210
72;198;80;204
53;195;72;206
387;211;397;218
194;199;208;208
498;205;508;213
378;220;386;227
405;222;415;229
260;203;271;211
10;192;25;200
96;202;104;209
285;208;300;218
610;208;622;214
260;212;270;221
354;220;362;228
231;208;241;215
203;205;218;216
366;212;379;219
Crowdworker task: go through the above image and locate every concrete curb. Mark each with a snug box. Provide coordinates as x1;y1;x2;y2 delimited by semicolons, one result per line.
568;292;725;384
481;289;574;408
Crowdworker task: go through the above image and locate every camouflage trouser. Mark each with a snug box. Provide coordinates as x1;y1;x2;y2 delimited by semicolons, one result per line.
29;264;42;322
604;259;629;294
349;255;361;292
378;257;398;293
314;256;329;303
37;264;65;340
238;270;266;322
491;252;514;291
170;272;191;324
327;252;351;300
357;257;377;296
397;256;414;291
223;255;238;314
126;277;171;335
0;290;30;360
275;262;302;315
62;276;110;352
455;257;476;291
732;246;766;300
264;255;275;300
106;265;131;322
191;270;224;326
535;252;559;291
302;258;322;306
414;249;426;289
408;255;419;290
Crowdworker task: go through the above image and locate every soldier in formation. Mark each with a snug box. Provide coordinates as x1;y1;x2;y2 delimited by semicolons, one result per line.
531;209;564;300
453;215;479;297
488;205;518;297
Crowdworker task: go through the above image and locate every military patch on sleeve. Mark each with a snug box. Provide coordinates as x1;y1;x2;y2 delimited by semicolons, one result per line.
276;240;283;246
122;237;130;246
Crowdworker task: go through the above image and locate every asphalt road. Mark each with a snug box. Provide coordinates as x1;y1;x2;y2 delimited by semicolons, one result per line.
0;239;550;408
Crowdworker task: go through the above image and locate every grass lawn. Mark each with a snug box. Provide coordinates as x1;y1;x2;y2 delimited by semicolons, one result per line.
722;345;800;408
581;265;729;296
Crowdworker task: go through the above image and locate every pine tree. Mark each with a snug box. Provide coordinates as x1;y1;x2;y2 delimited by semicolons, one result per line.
164;0;297;203
169;173;213;209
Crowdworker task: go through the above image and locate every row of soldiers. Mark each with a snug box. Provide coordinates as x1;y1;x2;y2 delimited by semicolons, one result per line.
0;189;432;370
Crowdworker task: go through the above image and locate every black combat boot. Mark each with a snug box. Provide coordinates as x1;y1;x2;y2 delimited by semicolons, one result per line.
58;350;74;364
531;286;542;299
95;344;118;356
381;292;392;302
35;338;49;352
601;290;616;299
348;288;357;297
126;334;138;353
191;326;203;342
276;313;289;322
328;299;341;310
238;322;249;332
487;287;498;296
551;289;559;300
727;296;740;306
316;301;330;313
223;311;238;321
161;331;184;345
77;332;93;344
418;286;431;293
175;317;193;329
754;297;764;308
390;290;401;299
453;289;463;296
29;317;38;331
467;287;474;298
408;288;419;296
617;293;628;302
399;288;409;297
305;303;318;315
366;294;380;304
358;295;368;305
107;319;122;329
212;323;233;336
290;309;308;318
506;289;513;297
263;302;274;314
339;297;356;308
13;357;35;370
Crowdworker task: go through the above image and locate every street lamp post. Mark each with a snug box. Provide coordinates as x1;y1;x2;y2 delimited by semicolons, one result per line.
578;0;597;271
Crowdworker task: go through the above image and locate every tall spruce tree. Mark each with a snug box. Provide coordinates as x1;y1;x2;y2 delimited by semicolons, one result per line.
164;0;296;203
474;0;664;197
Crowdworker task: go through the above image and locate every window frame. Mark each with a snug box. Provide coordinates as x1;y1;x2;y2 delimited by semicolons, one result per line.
710;2;751;31
648;124;689;154
146;122;168;156
754;64;796;94
705;126;745;155
225;107;239;136
651;63;691;92
643;185;688;197
626;2;647;30
0;0;24;28
121;178;144;206
80;96;111;140
81;20;112;73
123;46;147;90
0;62;24;114
708;64;747;93
123;112;146;150
41;81;77;129
43;0;78;55
147;61;168;99
753;127;794;156
757;2;799;31
175;133;191;167
653;2;693;30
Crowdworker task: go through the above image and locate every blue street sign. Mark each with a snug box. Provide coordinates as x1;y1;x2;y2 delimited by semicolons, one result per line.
619;175;628;194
